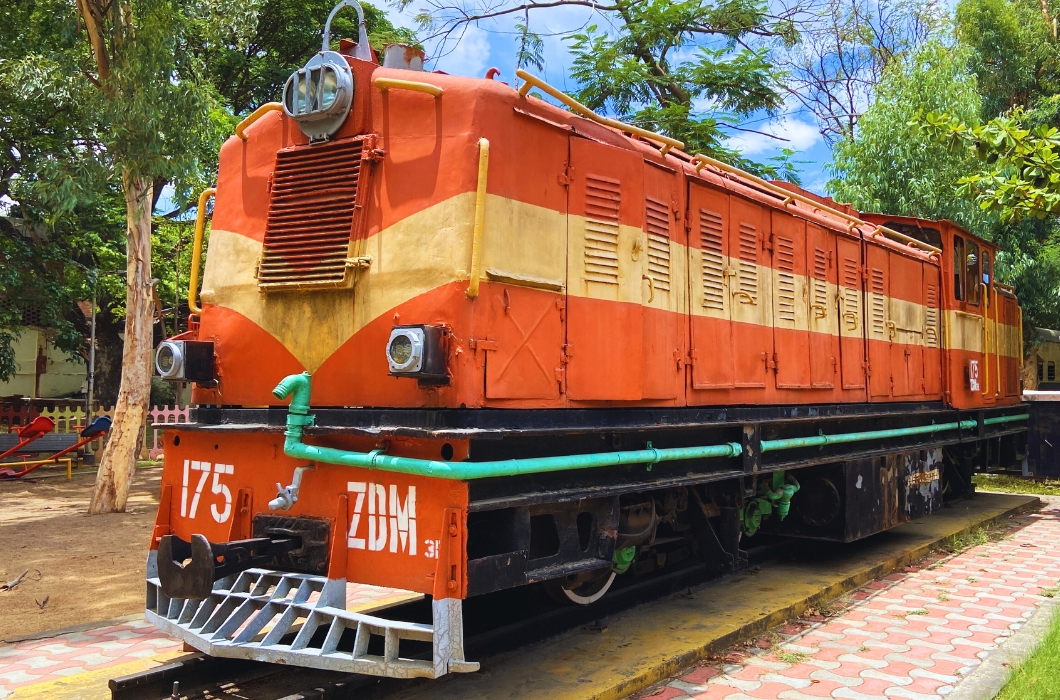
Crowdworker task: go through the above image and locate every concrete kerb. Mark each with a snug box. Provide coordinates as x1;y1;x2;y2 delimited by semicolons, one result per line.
1;614;143;645
573;496;1044;700
946;596;1060;700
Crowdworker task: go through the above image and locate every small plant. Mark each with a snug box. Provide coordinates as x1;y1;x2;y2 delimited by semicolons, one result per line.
1041;585;1060;598
938;590;950;602
968;577;978;583
909;608;929;615
858;645;869;652
775;648;809;664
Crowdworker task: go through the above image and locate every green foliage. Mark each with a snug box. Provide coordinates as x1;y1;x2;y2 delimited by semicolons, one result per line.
918;109;1060;221
200;0;416;115
828;40;990;234
955;0;1060;120
565;0;795;174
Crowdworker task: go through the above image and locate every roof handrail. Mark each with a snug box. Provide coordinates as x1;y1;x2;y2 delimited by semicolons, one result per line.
516;69;684;156
692;153;942;256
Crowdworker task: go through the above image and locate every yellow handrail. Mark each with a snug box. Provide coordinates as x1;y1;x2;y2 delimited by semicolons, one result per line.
981;282;990;397
691;153;942;256
189;188;216;315
516;69;684;156
374;77;444;97
236;102;283;140
467;138;490;299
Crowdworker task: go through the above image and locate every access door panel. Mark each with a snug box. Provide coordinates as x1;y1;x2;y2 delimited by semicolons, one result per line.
865;244;892;399
889;253;925;397
566;137;644;400
772;212;811;388
730;198;772;389
484;286;564;400
836;237;866;390
807;224;838;389
688;184;734;389
641;164;684;400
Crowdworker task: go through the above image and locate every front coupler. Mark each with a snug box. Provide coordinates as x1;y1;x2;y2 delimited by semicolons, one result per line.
158;534;298;599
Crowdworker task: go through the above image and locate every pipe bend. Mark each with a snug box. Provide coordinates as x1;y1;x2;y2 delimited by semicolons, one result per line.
274;372;312;414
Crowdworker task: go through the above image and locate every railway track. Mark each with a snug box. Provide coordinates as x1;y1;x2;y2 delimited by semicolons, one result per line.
110;540;794;700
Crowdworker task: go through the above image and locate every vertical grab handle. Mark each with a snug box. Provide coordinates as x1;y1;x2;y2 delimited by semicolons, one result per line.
980;282;990;396
188;188;216;315
466;138;490;299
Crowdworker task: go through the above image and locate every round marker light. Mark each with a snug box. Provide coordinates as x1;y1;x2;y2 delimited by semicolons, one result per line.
156;341;185;379
389;335;413;366
386;327;425;373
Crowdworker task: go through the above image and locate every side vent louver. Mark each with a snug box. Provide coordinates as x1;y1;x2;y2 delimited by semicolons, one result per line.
645;197;671;292
583;174;621;286
258;137;373;290
699;209;725;312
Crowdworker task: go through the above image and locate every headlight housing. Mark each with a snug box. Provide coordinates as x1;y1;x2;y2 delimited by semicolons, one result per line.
386;325;448;382
282;51;354;142
155;340;215;383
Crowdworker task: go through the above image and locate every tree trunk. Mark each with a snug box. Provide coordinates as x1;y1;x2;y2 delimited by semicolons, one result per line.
89;172;154;514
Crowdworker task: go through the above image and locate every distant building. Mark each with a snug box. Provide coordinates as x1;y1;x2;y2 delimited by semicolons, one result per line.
0;328;86;399
1024;328;1060;391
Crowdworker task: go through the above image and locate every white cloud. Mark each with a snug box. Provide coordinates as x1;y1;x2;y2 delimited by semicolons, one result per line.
431;25;492;77
726;114;822;156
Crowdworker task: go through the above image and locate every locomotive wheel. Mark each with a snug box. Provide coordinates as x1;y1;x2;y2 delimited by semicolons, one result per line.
543;570;616;605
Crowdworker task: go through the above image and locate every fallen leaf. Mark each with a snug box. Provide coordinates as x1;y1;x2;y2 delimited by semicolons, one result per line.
35;596;49;609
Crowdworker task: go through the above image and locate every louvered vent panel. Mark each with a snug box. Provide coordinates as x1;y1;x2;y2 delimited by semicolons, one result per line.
812;248;829;311
700;209;725;311
737;223;758;303
842;257;860;331
645;197;671;292
259;139;365;288
584;175;621;285
870;267;886;336
776;236;796;322
925;284;940;348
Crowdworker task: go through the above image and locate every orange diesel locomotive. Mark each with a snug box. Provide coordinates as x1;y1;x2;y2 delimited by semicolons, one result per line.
147;1;1028;679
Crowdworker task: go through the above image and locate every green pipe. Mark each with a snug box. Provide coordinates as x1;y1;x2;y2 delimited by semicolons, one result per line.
273;373;741;480
983;414;1029;425
760;419;978;453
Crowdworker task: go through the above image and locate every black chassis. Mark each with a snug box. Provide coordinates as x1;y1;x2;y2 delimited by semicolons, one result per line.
185;401;1028;596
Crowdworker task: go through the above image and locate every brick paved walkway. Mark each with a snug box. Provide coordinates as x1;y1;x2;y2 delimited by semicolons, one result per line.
0;583;419;698
633;499;1060;700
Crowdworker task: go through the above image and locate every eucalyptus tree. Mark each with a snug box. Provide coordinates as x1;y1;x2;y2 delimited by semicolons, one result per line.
72;0;238;513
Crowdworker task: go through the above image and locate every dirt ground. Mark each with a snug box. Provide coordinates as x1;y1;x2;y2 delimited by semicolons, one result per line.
0;466;161;641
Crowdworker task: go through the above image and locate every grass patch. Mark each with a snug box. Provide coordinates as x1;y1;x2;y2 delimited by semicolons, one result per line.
1042;586;1060;599
973;474;1060;496
908;608;929;615
996;607;1060;700
774;649;808;664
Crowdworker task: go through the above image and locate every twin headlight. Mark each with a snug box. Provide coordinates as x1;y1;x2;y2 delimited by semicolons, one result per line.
156;340;215;383
282;50;354;141
386;325;448;382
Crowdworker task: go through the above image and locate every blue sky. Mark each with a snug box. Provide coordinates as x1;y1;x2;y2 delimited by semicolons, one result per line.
386;2;835;194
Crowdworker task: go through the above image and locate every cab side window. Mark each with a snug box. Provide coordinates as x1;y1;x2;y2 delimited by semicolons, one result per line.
965;240;980;306
953;235;965;301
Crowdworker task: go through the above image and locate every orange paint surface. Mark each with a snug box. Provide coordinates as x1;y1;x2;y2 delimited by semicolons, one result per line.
152;428;469;597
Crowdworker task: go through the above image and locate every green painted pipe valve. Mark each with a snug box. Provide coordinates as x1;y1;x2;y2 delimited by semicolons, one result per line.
613;546;637;574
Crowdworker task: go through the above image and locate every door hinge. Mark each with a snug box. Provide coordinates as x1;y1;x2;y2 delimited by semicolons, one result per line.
863;360;872;377
558;163;573;186
556;297;566;321
763;233;774;254
763;352;778;372
561;343;573;363
555;366;566;394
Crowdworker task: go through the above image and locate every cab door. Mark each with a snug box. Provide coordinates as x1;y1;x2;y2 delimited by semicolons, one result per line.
807;224;838;389
865;243;892;399
565;137;644;400
641;164;684;400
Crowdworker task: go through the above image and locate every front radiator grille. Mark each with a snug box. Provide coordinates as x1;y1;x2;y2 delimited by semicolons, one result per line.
258;138;368;289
